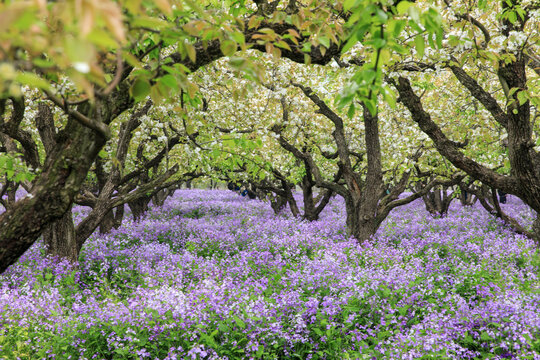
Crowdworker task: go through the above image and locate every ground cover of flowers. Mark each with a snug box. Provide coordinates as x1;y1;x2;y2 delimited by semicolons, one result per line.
1;190;540;359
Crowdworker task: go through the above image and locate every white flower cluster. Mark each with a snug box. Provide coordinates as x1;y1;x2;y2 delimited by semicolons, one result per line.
491;30;529;53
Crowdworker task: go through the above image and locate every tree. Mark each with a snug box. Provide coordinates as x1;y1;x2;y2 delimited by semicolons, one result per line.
273;82;459;241
392;0;540;243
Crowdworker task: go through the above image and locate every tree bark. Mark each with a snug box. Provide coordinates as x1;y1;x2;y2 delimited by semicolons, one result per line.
270;194;288;214
419;184;456;218
152;189;170;207
0;118;106;273
43;206;78;263
128;196;152;221
459;183;477;206
99;205;125;234
347;206;383;242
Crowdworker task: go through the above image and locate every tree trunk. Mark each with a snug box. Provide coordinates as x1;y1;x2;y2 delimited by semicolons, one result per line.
301;175;319;221
344;106;384;242
288;195;300;217
152;188;170;207
99;210;115;234
99;205;125;234
270;194;287;214
0;119;106;273
129;196;151;221
282;180;300;217
421;185;455;217
346;199;384;242
43;206;78;263
459;188;476;206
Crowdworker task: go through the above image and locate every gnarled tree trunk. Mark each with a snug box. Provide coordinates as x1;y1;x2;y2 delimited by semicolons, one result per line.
274;85;454;244
0;105;107;273
300;171;334;221
459;186;477;206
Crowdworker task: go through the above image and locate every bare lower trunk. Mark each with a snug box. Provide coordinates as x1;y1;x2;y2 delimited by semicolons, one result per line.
303;205;318;221
346;202;383;242
99;205;125;234
43;206;78;263
459;189;476;206
421;186;455;217
271;194;287;214
302;175;316;220
153;188;175;207
129;196;151;221
152;189;167;206
303;197;330;221
283;182;300;217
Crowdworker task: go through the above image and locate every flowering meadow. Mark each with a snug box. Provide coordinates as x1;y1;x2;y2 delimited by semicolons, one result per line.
1;190;539;359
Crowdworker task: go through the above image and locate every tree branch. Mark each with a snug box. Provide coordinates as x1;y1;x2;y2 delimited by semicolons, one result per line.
446;60;508;129
45;90;111;139
393;76;518;194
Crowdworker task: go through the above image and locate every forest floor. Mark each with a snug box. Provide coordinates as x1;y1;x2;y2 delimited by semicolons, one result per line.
1;190;539;359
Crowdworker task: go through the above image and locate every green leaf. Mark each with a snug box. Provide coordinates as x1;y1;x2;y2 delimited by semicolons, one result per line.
507;11;517;24
159;74;179;91
185;43;197;63
363;98;377;115
256;345;264;357
372;38;387;49
396;1;414;14
414;35;425;58
220;40;237;56
231;31;245;45
347;103;356;118
398;305;410;316
318;36;330;49
517;91;528;105
408;6;420;23
87;29;118;49
233;315;246;329
131;79;151;102
15;73;51;91
132;16;168;29
32;58;55;69
344;0;357;11
480;331;492;341
229;57;247;69
390;19;407;38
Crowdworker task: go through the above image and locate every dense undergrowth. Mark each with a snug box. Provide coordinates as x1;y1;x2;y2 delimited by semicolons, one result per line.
1;190;539;359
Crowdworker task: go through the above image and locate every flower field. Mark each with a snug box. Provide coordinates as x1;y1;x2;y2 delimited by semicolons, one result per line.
1;190;539;359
